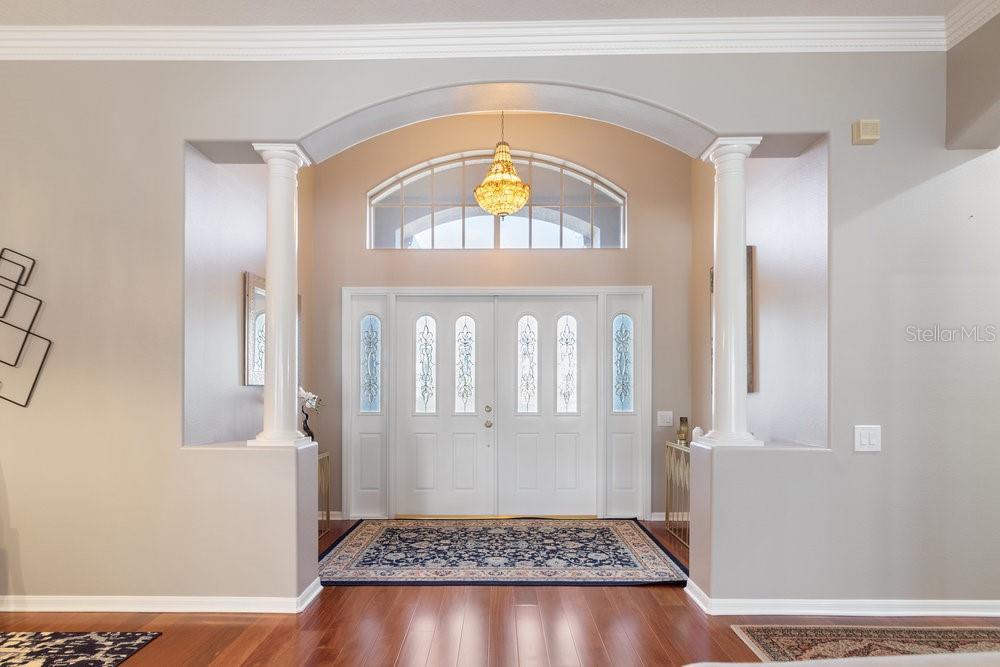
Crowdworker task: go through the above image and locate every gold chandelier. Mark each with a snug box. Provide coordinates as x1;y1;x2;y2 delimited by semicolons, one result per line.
474;112;530;218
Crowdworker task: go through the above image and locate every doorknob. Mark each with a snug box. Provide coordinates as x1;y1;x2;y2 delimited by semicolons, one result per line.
484;420;494;428
484;405;493;413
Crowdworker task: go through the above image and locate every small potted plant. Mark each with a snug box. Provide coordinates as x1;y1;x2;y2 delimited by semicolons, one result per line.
298;387;323;440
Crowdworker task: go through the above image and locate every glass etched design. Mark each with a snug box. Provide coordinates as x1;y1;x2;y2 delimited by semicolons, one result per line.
454;316;476;413
517;315;539;413
556;315;578;413
612;314;634;412
252;313;266;381
415;315;437;413
360;315;381;412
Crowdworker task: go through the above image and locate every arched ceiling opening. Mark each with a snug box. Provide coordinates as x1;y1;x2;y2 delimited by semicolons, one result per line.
299;82;718;162
190;81;822;164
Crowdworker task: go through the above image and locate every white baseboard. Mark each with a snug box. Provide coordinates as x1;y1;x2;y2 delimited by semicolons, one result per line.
648;512;690;522
650;512;665;521
319;510;344;520
296;577;323;612
0;577;324;614
685;580;1000;617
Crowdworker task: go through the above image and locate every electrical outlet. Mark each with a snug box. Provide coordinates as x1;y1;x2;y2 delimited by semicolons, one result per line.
657;411;673;427
854;425;882;452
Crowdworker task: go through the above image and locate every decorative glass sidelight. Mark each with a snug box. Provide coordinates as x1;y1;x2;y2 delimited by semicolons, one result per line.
516;315;539;413
454;316;476;413
556;315;578;413
612;314;634;412
252;313;266;381
415;315;437;413
359;315;381;412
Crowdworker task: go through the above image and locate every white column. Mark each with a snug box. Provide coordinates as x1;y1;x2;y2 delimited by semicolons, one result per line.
697;137;763;447
253;143;311;445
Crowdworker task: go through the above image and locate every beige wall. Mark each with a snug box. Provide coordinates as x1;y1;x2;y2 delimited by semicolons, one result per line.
689;160;714;432
301;113;694;512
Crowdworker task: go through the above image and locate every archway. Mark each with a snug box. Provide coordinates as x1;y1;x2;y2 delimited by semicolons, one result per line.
298;81;718;162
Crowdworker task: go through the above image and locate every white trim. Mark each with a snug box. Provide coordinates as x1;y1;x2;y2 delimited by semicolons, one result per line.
946;0;1000;47
295;577;323;612
650;511;666;521
685;580;1000;617
699;136;763;163
0;577;323;614
640;286;654;520
0;17;952;61
343;286;652;520
318;510;344;520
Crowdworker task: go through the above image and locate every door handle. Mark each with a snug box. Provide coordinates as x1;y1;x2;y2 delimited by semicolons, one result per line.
484;420;494;428
484;405;493;413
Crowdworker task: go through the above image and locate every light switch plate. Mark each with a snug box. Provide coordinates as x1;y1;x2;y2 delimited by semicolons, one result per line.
657;411;673;427
854;425;882;452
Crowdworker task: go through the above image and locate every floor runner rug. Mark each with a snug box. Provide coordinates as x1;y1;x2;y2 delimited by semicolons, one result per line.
320;518;686;585
0;631;160;666
732;625;1000;662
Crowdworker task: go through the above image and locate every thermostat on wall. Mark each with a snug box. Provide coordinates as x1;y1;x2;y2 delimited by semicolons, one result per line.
852;119;880;145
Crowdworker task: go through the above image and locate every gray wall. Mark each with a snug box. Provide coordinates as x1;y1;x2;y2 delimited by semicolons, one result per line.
1;52;998;600
745;141;829;447
183;145;267;445
947;14;1000;149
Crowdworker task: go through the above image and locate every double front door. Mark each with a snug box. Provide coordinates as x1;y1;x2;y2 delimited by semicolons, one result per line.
395;295;597;516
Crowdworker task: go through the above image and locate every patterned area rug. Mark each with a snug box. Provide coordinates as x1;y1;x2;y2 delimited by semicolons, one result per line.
0;632;159;666
732;625;1000;662
320;518;686;585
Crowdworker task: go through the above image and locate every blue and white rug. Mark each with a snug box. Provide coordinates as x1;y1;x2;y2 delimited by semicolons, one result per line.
319;518;687;585
0;632;159;666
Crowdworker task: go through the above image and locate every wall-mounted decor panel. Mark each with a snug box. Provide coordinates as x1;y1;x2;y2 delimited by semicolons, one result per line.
0;249;51;408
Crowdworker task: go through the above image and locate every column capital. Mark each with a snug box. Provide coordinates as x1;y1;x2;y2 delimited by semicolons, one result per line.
252;143;312;169
700;137;762;164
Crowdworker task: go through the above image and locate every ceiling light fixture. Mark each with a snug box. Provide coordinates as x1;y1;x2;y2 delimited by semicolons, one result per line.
474;111;530;219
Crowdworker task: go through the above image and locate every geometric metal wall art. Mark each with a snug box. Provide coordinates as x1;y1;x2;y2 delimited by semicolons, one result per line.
0;248;52;407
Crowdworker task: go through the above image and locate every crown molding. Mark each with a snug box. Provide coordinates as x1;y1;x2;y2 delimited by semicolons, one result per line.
946;0;1000;47
0;16;951;61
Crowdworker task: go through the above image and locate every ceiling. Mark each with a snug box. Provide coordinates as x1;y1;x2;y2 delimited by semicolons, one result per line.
0;0;967;26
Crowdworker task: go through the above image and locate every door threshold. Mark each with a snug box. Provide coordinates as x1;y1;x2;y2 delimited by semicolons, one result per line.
394;514;599;520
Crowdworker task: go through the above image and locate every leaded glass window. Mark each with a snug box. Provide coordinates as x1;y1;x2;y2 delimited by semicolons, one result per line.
359;315;381;413
612;314;634;413
415;315;437;413
368;152;626;249
454;316;476;413
516;315;539;413
556;315;578;413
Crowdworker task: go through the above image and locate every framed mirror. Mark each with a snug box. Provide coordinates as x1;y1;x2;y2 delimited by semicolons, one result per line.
244;272;266;386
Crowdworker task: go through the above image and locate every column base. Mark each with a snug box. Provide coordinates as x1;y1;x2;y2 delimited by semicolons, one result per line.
250;432;312;448
696;430;764;447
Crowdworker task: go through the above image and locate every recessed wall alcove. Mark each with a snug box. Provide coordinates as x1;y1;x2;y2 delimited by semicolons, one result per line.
182;79;829;607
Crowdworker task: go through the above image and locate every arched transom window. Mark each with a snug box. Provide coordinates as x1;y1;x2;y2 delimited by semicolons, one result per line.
368;151;626;250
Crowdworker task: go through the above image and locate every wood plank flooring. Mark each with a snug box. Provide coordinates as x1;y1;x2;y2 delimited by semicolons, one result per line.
3;521;999;666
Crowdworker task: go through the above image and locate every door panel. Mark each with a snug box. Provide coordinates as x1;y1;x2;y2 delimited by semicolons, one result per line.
395;297;496;515
497;296;598;516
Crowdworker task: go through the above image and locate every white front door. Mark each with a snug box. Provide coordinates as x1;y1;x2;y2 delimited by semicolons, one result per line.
394;294;598;517
497;296;598;516
395;297;496;515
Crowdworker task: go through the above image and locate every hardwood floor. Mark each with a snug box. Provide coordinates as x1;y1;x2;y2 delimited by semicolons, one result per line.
3;521;999;666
